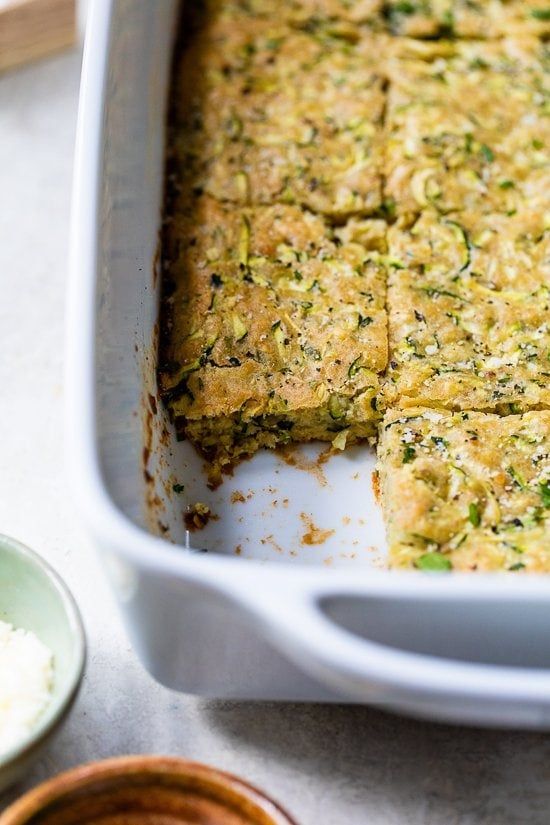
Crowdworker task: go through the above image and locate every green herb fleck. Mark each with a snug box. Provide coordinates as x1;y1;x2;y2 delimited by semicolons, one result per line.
172;483;185;494
419;286;466;302
480;144;494;163
507;465;526;490
441;9;454;32
530;8;550;20
380;197;396;218
348;357;366;379
539;480;550;508
468;502;481;527
416;552;452;572
509;562;526;571
392;1;416;13
403;445;416;464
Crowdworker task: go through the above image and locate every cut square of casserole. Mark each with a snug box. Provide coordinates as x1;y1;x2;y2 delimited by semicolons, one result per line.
159;196;388;485
385;209;550;413
170;16;385;218
383;0;550;39
378;407;550;572
384;37;549;219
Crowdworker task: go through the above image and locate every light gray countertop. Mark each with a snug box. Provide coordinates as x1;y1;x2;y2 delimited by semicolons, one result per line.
1;48;550;825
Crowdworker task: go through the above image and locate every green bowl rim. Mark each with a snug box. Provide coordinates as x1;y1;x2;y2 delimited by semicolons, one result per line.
0;534;86;768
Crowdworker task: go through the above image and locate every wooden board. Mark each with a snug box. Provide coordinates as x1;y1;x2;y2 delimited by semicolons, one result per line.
0;0;75;73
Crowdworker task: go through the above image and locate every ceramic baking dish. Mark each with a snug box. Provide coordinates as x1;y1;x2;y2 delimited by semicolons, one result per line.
67;0;550;728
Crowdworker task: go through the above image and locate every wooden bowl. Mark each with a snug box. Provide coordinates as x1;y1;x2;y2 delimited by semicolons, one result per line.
0;756;298;825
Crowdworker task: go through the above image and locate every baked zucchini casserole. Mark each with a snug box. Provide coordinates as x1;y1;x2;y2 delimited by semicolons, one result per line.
159;0;550;570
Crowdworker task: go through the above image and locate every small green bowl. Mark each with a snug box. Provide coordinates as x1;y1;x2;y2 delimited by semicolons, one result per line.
0;535;85;792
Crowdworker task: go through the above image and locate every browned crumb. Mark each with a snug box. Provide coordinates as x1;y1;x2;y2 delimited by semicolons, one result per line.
230;490;246;504
317;445;334;465
371;470;381;504
160;424;171;447
184;502;218;531
260;534;285;554
342;516;351;526
149;493;163;509
300;513;335;546
279;446;328;487
234;544;242;556
282;498;289;508
148;393;158;415
206;474;223;491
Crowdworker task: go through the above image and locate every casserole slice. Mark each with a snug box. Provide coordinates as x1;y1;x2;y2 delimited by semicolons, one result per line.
159;196;387;485
170;12;385;218
378;406;550;571
384;36;549;219
384;209;550;413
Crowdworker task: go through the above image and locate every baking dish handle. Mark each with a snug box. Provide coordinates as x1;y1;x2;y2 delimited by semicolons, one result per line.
227;579;550;710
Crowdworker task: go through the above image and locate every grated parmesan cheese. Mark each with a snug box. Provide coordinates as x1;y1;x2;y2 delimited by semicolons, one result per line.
0;620;53;755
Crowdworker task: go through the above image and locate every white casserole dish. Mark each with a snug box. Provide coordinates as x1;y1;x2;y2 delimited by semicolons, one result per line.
67;0;550;727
